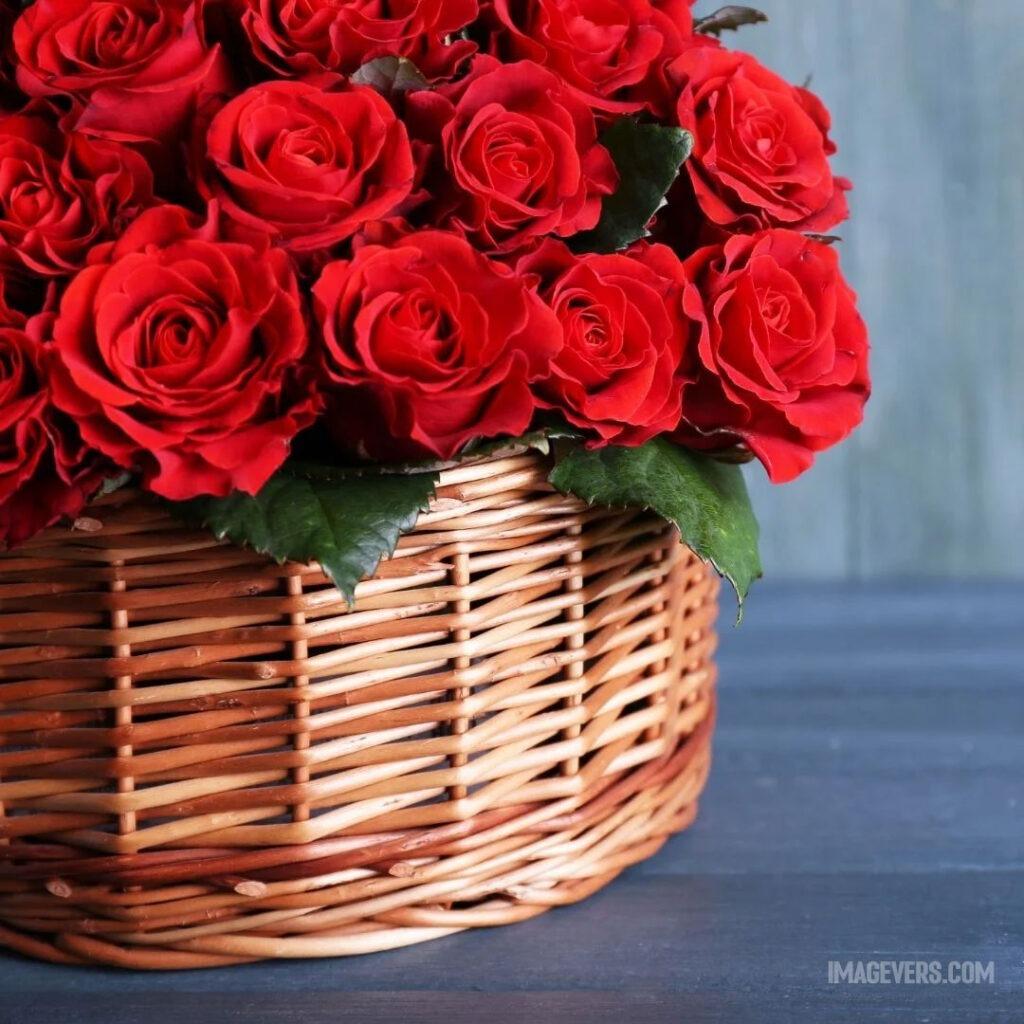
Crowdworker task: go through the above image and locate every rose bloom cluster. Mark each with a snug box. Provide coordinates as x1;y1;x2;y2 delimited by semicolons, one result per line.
0;0;869;546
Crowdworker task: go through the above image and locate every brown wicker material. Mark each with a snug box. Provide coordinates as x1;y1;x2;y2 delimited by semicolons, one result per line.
0;451;718;969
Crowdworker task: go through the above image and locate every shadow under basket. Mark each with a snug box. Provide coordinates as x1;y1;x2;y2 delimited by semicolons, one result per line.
0;451;718;970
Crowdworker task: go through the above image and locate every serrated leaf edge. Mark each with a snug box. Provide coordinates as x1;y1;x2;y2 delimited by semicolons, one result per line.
548;456;762;623
174;476;438;609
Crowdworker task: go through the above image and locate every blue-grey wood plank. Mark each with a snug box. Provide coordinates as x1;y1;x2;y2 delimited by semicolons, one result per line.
734;1;1024;579
1;583;1021;1022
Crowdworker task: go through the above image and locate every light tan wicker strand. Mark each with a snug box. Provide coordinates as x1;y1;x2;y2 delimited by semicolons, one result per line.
0;451;718;969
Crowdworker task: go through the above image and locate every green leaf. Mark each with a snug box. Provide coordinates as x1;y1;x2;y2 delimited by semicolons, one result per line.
288;423;583;480
99;472;133;496
549;438;762;613
694;6;768;35
571;118;693;254
351;56;429;97
460;419;586;462
171;466;439;606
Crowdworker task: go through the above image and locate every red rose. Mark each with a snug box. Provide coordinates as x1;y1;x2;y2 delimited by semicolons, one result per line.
200;79;415;254
0;108;153;277
237;0;478;79
408;57;618;253
484;0;692;115
0;295;18;329
313;228;561;459
672;45;850;232
0;318;103;546
518;238;688;445
14;0;232;152
0;1;22;109
0;273;27;327
47;205;319;500
0;261;61;323
675;230;870;483
0;323;49;532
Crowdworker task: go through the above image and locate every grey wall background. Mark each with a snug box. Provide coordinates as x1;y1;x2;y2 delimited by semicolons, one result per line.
714;0;1024;579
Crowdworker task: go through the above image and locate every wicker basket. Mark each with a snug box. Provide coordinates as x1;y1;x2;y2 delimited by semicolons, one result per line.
0;451;718;969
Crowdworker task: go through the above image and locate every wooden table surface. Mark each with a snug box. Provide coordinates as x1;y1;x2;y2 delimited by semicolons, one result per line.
1;582;1021;1024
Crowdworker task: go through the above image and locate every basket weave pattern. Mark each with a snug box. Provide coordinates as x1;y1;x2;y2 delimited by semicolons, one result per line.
0;453;717;969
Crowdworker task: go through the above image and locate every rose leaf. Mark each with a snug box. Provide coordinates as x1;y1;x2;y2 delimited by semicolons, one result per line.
570;118;694;254
99;472;134;496
459;418;586;462
549;437;762;614
694;6;769;35
170;464;439;606
351;57;430;98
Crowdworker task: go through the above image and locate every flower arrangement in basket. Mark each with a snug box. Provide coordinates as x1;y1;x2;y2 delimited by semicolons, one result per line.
0;0;868;604
0;0;869;969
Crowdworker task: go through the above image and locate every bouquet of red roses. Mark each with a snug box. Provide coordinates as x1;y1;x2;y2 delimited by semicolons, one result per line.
0;0;868;605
